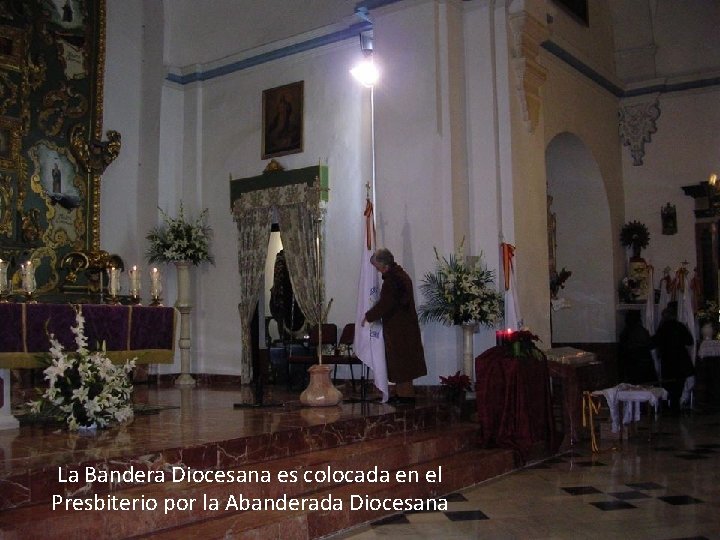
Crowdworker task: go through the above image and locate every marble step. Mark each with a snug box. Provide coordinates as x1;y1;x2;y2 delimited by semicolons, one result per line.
0;424;513;539
135;447;516;540
0;402;455;512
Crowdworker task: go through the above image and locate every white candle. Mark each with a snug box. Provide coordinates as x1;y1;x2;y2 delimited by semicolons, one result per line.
129;265;140;296
150;267;162;298
109;267;120;296
22;261;35;294
0;259;7;294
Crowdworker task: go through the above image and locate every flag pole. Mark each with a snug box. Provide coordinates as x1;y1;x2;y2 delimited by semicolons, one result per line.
370;85;377;229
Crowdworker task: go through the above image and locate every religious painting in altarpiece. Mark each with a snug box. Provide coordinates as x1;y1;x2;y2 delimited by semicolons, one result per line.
0;0;109;297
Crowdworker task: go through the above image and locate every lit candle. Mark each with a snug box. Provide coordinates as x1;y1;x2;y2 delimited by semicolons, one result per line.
129;265;140;296
150;267;162;298
496;329;514;346
22;261;35;294
109;266;120;297
0;258;7;295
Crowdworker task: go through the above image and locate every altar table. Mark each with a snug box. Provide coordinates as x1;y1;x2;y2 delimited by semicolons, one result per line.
0;303;176;368
545;347;606;446
696;340;720;408
591;384;668;434
475;346;559;462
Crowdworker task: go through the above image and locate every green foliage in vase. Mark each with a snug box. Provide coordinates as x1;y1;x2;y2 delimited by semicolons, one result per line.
418;243;503;327
146;203;214;265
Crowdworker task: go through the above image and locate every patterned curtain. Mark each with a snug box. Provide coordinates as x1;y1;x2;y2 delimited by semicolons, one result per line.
276;203;324;329
234;206;273;382
232;182;323;381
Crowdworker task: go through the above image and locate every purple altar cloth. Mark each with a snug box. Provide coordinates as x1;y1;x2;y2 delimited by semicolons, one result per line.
0;303;175;367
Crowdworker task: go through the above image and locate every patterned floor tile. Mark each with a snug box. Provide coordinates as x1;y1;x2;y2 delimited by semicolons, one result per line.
562;486;603;495
626;482;665;490
371;514;410;526
442;493;468;502
444;510;489;521
657;495;704;505
590;500;637;510
608;490;652;500
332;409;720;539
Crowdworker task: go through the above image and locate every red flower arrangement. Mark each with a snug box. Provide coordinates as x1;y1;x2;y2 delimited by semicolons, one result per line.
504;330;539;344
502;330;543;359
439;371;472;392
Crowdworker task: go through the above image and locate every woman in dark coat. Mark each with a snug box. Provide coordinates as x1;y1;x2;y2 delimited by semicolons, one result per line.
652;301;695;411
363;248;427;403
619;310;656;384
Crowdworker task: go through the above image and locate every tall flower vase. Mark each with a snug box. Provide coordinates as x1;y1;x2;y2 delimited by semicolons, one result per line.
300;364;342;407
461;323;477;395
174;260;196;387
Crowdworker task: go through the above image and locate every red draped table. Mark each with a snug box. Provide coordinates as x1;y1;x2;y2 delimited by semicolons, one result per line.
475;346;560;462
0;303;176;367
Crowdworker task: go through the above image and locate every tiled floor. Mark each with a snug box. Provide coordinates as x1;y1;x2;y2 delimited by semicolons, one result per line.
330;409;720;539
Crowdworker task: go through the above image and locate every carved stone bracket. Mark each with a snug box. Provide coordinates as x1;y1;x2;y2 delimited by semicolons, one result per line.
69;124;122;175
508;11;549;134
619;96;661;166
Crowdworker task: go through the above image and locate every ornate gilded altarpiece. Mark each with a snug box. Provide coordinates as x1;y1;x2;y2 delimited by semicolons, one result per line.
0;0;119;297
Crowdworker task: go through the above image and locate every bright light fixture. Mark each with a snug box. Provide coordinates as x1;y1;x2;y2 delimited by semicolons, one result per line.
350;58;379;88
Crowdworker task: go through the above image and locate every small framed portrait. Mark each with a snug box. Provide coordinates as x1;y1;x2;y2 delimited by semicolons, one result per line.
262;81;304;159
0;116;21;171
0;25;25;71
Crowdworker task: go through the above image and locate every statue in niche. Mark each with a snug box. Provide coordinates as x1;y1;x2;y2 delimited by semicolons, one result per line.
269;250;305;340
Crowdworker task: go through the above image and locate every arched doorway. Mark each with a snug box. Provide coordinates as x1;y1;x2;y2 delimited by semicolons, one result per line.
546;132;616;345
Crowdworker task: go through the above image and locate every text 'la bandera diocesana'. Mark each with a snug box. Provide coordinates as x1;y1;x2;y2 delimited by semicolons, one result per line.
59;465;442;485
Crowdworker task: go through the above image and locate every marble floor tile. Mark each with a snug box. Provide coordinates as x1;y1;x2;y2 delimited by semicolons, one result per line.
330;408;720;540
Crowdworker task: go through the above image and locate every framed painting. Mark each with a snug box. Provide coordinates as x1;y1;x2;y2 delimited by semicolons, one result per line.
262;81;304;159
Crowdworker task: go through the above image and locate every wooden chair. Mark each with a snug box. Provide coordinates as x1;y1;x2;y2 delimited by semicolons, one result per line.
330;323;368;394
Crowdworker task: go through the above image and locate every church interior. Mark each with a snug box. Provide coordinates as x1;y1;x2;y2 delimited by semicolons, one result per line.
0;0;719;538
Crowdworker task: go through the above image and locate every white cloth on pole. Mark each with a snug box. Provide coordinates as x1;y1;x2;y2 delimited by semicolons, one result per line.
501;243;522;330
354;202;388;402
504;266;522;330
676;272;697;365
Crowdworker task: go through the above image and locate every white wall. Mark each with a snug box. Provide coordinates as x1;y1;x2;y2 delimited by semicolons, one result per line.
622;87;720;284
99;0;720;381
547;133;615;343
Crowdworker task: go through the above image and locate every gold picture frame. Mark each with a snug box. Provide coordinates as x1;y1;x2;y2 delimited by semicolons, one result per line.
0;173;13;237
0;116;21;171
262;81;304;159
0;25;25;71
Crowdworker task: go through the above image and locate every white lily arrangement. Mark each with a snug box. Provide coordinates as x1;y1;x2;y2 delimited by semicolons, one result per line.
418;241;504;327
29;310;136;431
146;203;214;265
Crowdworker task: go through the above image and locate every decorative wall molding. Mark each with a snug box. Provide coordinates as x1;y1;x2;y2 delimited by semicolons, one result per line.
508;11;549;133
618;95;661;166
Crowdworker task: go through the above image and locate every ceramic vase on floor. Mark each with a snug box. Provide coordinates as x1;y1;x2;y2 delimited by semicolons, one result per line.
300;364;342;407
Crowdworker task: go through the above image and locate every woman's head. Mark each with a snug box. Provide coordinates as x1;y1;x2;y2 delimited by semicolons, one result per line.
371;248;394;273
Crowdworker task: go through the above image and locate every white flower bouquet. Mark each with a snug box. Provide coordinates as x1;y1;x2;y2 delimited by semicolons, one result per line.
28;310;136;431
419;243;504;327
146;203;214;265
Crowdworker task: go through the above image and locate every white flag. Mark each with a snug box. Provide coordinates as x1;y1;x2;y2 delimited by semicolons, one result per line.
501;243;522;330
354;200;388;402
